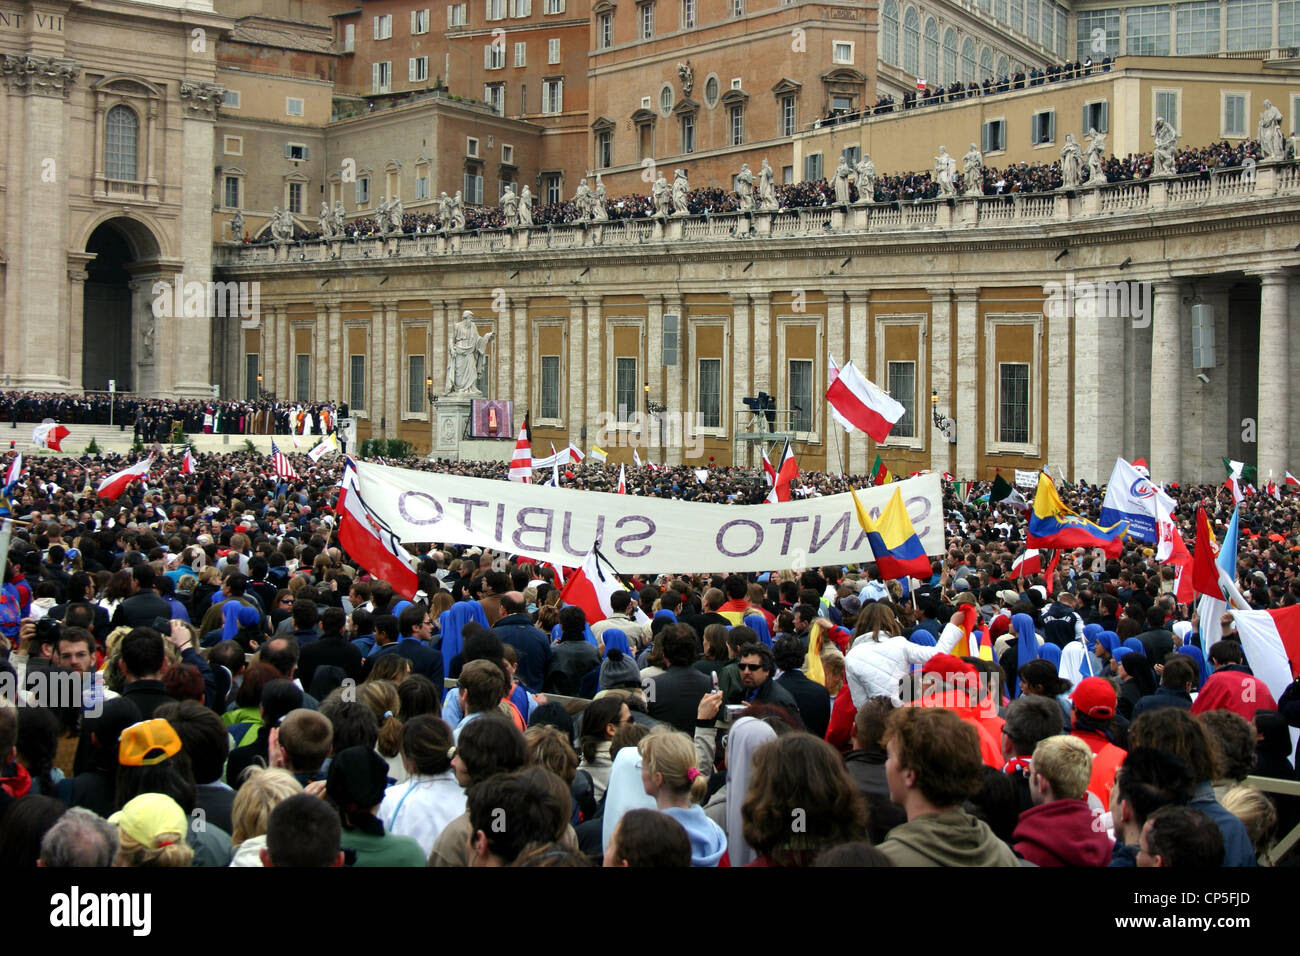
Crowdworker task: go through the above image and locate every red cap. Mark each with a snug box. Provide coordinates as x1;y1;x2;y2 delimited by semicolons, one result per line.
1071;676;1116;720
921;653;977;681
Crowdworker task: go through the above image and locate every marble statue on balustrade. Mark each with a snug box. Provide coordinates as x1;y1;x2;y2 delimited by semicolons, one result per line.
270;207;295;241
446;311;496;395
229;210;245;242
375;197;390;237
934;146;956;199
1152;118;1178;177
1084;129;1106;185
388;196;403;234
671;169;690;216
854;155;877;204
318;202;334;239
735;163;755;213
500;185;520;227
332;200;346;236
962;143;983;197
1060;134;1083;189
438;192;452;230
593;175;610;221
519;185;534;227
833;155;852;205
758;159;777;211
652;173;672;218
1259;100;1285;162
573;178;593;221
451;191;467;231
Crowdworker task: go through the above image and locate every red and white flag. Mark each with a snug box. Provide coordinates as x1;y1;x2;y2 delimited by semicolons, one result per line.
181;447;196;475
825;360;905;443
568;444;585;464
270;442;300;481
1268;479;1282;501
4;453;23;488
1011;549;1042;578
97;457;154;501
1154;491;1193;603
1131;457;1150;478
338;459;418;599
509;414;532;483
1286;471;1299;489
771;440;799;503
762;450;778;504
559;548;649;628
1226;475;1244;505
1229;605;1300;706
616;464;627;495
633;449;643;469
826;356;857;433
32;422;70;452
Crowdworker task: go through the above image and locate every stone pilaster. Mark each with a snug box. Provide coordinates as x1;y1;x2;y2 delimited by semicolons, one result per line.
826;291;847;474
928;288;953;476
1148;280;1183;483
953;289;978;479
584;295;602;454
567;297;584;444
1256;271;1290;483
645;295;662;463
663;295;683;466
848;291;870;475
385;302;400;433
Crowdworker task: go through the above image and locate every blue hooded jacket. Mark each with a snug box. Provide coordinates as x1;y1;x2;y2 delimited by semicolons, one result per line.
662;805;727;867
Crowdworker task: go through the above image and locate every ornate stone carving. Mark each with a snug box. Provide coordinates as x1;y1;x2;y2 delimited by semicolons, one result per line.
179;79;225;119
2;54;80;97
677;61;694;97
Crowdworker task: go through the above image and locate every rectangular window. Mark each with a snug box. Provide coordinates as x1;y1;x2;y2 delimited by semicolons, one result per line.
681;113;695;153
548;37;561;63
543;173;561;204
356;176;370;204
223;135;242;155
448;3;467;26
485;43;505;69
407;354;425;414
833;40;854;63
342;24;355;51
682;0;695;28
1026;0;1039;41
245;354;259;402
374;14;392;38
287;181;304;214
515;41;527;65
484;84;504;114
1011;0;1023;31
598;12;613;47
410;57;429;81
502;144;515;164
1281;0;1300;45
372;61;392;92
350;355;366;411
886;361;916;438
295;354;311;403
1176;0;1220;54
843;145;860;168
467;136;480;157
662;313;678;366
999;363;1030;443
781;95;796;136
223;89;241;108
285;143;309;161
616;358;638;422
545;0;564;12
223;176;240;208
412;8;429;33
597;130;612;168
1227;0;1271;50
640;2;655;38
1223;92;1247;136
1082;100;1109;134
804;152;823;181
1155;90;1179;130
1126;6;1171;55
982;118;1007;152
542;78;563;114
698;358;721;428
729;105;744;146
540;355;561;419
487;0;505;20
1031;109;1055;144
511;0;531;15
789;359;813;432
415;172;430;200
732;0;744;15
782;165;794;184
464;171;484;203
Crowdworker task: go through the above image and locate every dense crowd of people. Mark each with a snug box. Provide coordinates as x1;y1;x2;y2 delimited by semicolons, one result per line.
0;441;1296;869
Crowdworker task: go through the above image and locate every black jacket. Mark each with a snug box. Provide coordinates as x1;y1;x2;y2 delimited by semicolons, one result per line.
112;590;173;630
1137;627;1174;662
298;635;365;692
367;639;443;683
492;614;552;693
120;679;174;720
743;675;801;720
777;669;831;739
646;665;712;734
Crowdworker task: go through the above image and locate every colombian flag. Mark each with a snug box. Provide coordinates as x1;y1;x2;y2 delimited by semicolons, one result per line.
1026;473;1128;556
852;486;933;581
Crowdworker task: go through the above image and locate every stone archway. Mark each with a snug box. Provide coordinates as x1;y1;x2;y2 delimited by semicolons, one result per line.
81;217;161;392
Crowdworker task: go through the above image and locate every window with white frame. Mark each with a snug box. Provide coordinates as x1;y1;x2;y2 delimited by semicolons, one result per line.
729;104;744;146
105;105;139;181
407;354;425;414
356;176;370;204
511;0;531;16
615;358;638;422
223;89;241;108
1031;109;1055;144
415;168;430;199
485;43;505;69
223;175;240;208
1223;92;1247;136
540;355;561;419
543;172;562;204
833;40;854;63
1155;89;1179;129
515;41;527;65
598;11;613;46
545;0;564;12
660;84;673;114
981;118;1006;152
998;363;1029;443
886;361;915;437
350;355;366;411
487;0;505;20
789;359;813;432
542;77;563;113
682;0;695;28
374;14;392;38
548;37;561;63
698;358;721;428
502;144;515;164
342;24;355;51
412;8;429;33
597;130;612;168
1126;5;1170;55
781;95;796;136
464;169;484;203
372;61;392;92
1082;100;1108;134
410;57;429;81
1282;0;1300;45
467;136;480;157
295;354;311;403
448;3;467;26
1075;7;1118;59
485;83;504;114
681;113;695;153
732;0;744;15
1227;0;1271;51
1176;0;1219;54
639;1;655;38
287;181;304;214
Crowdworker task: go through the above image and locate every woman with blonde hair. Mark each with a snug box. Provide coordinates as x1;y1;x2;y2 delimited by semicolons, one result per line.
358;679;406;783
639;730;727;866
852;602;902;646
1222;785;1278;865
111;793;194;868
229;767;303;866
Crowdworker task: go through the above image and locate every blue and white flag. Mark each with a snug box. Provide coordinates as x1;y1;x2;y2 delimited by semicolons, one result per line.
1099;457;1174;543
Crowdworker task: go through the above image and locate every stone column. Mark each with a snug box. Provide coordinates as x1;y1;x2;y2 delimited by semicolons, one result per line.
663;295;683;465
567;297;585;444
511;299;528;416
262;304;278;400
371;301;386;432
847;291;870;475
1256;271;1290;483
66;253;94;388
328;301;343;403
826;291;848;474
275;306;290;404
385;302;400;434
431;299;450;396
1071;288;1126;483
953;289;978;478
730;294;752;456
1045;288;1072;481
928;288;953;476
752;293;772;398
585;295;603;454
314;302;330;400
1148;280;1183;483
495;294;513;406
646;295;663;463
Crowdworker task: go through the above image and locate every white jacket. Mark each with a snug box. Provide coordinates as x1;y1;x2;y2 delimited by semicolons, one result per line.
229;834;268;867
378;772;466;859
845;623;963;707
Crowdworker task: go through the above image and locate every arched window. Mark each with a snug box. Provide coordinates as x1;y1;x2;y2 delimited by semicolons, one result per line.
903;7;920;75
961;37;976;82
943;27;958;83
106;105;139;182
996;54;1008;78
979;45;994;79
924;18;939;81
882;0;900;66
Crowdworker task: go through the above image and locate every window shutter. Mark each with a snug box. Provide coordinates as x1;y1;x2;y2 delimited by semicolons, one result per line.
1100;101;1109;133
486;0;493;18
301;146;310;160
373;62;381;90
1047;111;1055;143
484;44;492;68
981;123;990;154
373;15;380;38
522;0;531;14
409;58;417;81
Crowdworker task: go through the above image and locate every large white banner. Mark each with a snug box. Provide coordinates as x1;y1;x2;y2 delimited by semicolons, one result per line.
351;462;944;574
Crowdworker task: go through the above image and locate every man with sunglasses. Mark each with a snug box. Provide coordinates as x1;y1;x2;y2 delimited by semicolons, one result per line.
735;642;800;719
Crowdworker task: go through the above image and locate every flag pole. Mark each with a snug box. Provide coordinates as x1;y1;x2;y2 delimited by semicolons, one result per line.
829;420;845;478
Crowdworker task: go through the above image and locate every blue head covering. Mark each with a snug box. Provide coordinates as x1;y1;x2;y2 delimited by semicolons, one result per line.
743;613;773;648
222;602;261;642
1097;631;1120;658
906;628;937;647
438;600;490;680
1123;637;1146;657
1082;623;1103;652
1037;642;1062;667
601;627;631;659
1012;613;1039;698
1177;645;1210;689
653;608;677;623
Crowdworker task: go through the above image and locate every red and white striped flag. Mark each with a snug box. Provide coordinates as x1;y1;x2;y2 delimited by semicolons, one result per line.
1011;549;1042;578
1286;471;1299;489
1226;474;1244;505
509;414;532;483
1268;479;1282;501
32;422;70;452
97;456;154;501
825;360;905;443
616;464;627;495
271;442;300;481
181;446;196;475
770;440;799;503
4;453;23;489
762;450;778;504
338;458;418;599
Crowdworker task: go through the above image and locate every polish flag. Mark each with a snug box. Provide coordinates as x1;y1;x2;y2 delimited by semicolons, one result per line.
1286;471;1299;489
559;549;648;628
827;357;857;433
568;444;585;464
825;360;905;443
4;453;23;489
338;459;418;599
771;440;799;503
762;450;778;504
1155;491;1193;603
509;414;532;483
616;464;627;495
97;457;154;501
633;449;643;469
32;422;70;452
1011;549;1042;578
181;447;196;475
1229;605;1300;706
1268;479;1282;501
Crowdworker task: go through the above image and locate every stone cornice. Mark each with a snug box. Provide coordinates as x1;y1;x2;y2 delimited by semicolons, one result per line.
180;79;226;120
2;54;79;97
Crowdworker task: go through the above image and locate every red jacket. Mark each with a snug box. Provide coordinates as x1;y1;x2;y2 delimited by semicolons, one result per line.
825;682;857;752
1072;729;1126;808
1189;670;1278;720
1013;798;1113;867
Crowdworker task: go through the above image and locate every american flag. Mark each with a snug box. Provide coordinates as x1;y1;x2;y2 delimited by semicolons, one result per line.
271;442;300;481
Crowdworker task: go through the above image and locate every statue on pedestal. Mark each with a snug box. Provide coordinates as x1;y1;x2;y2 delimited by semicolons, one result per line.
1259;99;1285;161
501;184;520;227
854;155;877;204
519;185;534;227
593;175;609;221
1084;128;1106;184
388;196;403;234
438;192;452;230
451;191;466;231
375;196;390;237
1152;117;1178;177
1060;134;1083;189
229;209;245;241
445;311;495;395
735;163;755;213
934;146;956;199
652;173;671;218
758;159;777;211
833;154;852;205
671;169;690;216
318;201;334;238
962;143;984;197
